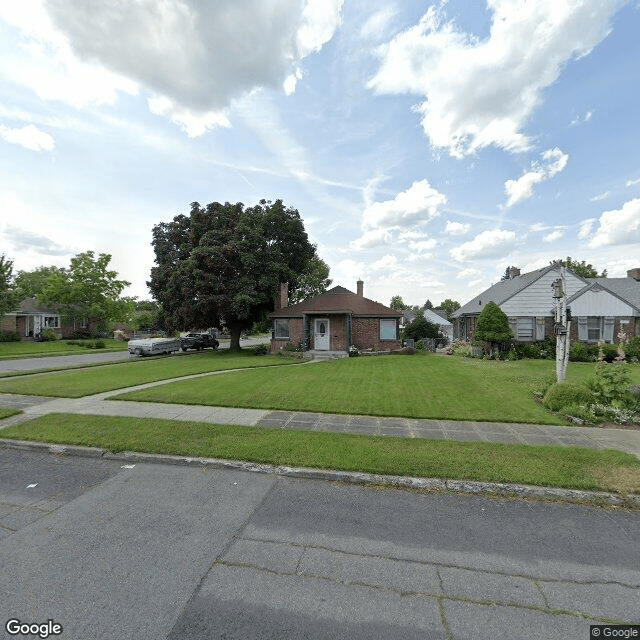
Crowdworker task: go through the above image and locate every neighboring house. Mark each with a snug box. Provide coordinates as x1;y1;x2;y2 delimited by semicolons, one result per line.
1;297;97;339
269;281;402;355
401;308;453;341
423;308;454;341
452;265;640;344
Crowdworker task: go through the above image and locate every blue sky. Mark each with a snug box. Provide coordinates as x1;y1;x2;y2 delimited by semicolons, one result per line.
1;0;639;309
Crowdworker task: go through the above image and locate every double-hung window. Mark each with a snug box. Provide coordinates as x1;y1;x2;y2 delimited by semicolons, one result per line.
274;319;290;340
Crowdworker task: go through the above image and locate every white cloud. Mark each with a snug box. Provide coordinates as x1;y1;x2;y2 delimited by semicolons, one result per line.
543;229;564;243
362;179;446;230
588;198;640;247
450;228;516;261
0;123;55;151
444;220;471;236
43;0;343;113
577;218;596;240
407;238;437;253
360;6;397;41
368;1;620;157
0;0;138;109
504;148;569;207
147;96;230;137
590;191;610;202
350;228;392;251
626;178;640;187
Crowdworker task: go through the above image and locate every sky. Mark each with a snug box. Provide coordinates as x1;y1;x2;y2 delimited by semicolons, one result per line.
1;0;639;310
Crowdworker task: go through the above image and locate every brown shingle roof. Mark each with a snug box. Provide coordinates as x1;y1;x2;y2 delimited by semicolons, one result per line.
269;286;402;318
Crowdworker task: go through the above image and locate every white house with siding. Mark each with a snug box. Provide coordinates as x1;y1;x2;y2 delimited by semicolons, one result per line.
452;264;640;344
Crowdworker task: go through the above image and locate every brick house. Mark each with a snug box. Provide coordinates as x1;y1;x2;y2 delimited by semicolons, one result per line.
269;281;402;356
452;265;640;344
2;297;99;339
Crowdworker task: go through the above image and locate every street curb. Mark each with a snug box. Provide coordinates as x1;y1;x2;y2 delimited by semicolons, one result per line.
2;437;639;507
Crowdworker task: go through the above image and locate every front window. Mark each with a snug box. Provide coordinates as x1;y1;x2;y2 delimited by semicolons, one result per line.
508;317;534;341
274;319;290;340
380;319;396;340
587;317;601;341
44;316;59;328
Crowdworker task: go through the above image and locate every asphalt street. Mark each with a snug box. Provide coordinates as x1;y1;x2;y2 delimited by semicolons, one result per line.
1;448;638;640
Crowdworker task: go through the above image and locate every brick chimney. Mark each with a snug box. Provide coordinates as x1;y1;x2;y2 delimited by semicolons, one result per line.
627;268;640;281
274;283;289;310
357;280;364;296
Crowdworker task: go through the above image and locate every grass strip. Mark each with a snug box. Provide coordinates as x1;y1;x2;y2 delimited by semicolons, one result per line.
0;352;302;398
0;408;21;420
0;339;128;359
2;413;639;493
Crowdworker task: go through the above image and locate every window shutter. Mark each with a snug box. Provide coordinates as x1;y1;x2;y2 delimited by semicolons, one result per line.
536;317;545;340
577;317;588;341
603;317;615;343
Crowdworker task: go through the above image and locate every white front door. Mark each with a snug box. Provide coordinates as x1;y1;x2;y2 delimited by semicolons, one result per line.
314;318;330;350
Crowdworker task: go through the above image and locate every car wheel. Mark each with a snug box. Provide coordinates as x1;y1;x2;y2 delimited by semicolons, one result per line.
182;347;187;352
134;348;142;356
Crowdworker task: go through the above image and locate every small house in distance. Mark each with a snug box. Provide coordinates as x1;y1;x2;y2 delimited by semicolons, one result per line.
269;281;402;357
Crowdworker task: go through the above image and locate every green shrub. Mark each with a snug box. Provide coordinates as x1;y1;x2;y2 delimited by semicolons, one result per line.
37;329;58;342
625;336;640;360
94;339;106;349
587;362;634;407
599;343;618;363
0;331;21;342
542;383;597;412
251;343;269;355
561;403;599;424
569;342;598;362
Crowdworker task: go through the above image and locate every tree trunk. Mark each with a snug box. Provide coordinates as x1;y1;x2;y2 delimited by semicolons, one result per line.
229;325;242;352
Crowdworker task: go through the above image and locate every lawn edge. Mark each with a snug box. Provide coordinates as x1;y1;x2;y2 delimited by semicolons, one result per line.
2;437;638;508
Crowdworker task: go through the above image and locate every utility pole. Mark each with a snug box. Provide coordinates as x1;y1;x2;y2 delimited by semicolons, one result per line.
552;266;571;382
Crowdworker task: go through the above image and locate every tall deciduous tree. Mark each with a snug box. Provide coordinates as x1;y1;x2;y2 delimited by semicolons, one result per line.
287;255;332;304
148;199;322;351
438;299;460;321
40;251;134;331
0;254;19;321
13;265;67;300
389;295;408;311
474;301;513;354
550;257;607;278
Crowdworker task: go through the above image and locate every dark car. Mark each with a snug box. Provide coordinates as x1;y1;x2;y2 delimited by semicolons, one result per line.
180;332;219;351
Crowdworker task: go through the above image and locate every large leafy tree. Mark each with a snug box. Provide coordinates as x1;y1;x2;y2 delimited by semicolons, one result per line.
550;257;607;278
474;301;513;353
390;295;409;311
438;299;460;321
288;255;332;304
148;199;321;351
40;251;134;331
0;254;19;321
13;265;67;300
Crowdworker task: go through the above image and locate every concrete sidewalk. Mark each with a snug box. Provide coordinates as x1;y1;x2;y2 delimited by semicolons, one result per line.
1;368;640;458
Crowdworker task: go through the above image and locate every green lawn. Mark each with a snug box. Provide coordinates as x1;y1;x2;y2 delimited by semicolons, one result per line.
114;355;633;425
2;413;639;494
0;351;301;397
0;408;21;420
0;338;128;359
